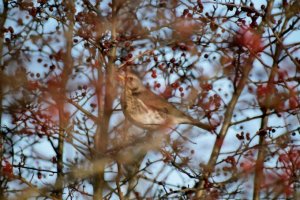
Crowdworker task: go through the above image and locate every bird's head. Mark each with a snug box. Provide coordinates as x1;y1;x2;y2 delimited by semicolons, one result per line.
117;72;145;93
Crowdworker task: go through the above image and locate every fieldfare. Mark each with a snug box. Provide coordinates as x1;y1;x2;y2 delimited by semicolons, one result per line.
118;72;212;131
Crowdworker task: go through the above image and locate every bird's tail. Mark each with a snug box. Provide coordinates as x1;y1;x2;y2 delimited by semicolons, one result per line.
190;121;214;131
183;117;214;131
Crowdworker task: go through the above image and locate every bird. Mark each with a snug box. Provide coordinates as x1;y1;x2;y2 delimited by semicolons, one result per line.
118;72;213;131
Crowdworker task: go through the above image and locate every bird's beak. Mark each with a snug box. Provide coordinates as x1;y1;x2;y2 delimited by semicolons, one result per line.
116;73;125;85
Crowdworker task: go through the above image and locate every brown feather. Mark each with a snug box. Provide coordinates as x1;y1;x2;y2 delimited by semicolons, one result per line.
120;72;213;131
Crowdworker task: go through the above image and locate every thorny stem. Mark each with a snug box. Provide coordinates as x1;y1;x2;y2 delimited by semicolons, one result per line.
116;162;124;200
0;0;8;199
196;56;254;198
196;0;281;199
54;0;75;198
253;3;282;198
93;0;118;199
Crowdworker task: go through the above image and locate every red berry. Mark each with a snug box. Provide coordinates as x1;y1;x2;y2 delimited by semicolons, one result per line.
2;161;13;177
49;65;56;70
246;133;250;140
171;82;179;88
37;171;42;179
52;157;57;163
124;42;130;47
183;9;189;16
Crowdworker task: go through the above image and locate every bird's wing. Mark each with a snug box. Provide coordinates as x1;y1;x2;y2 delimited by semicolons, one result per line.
136;89;213;131
137;89;190;120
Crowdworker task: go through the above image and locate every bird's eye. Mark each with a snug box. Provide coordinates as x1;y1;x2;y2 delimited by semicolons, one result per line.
128;77;133;81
